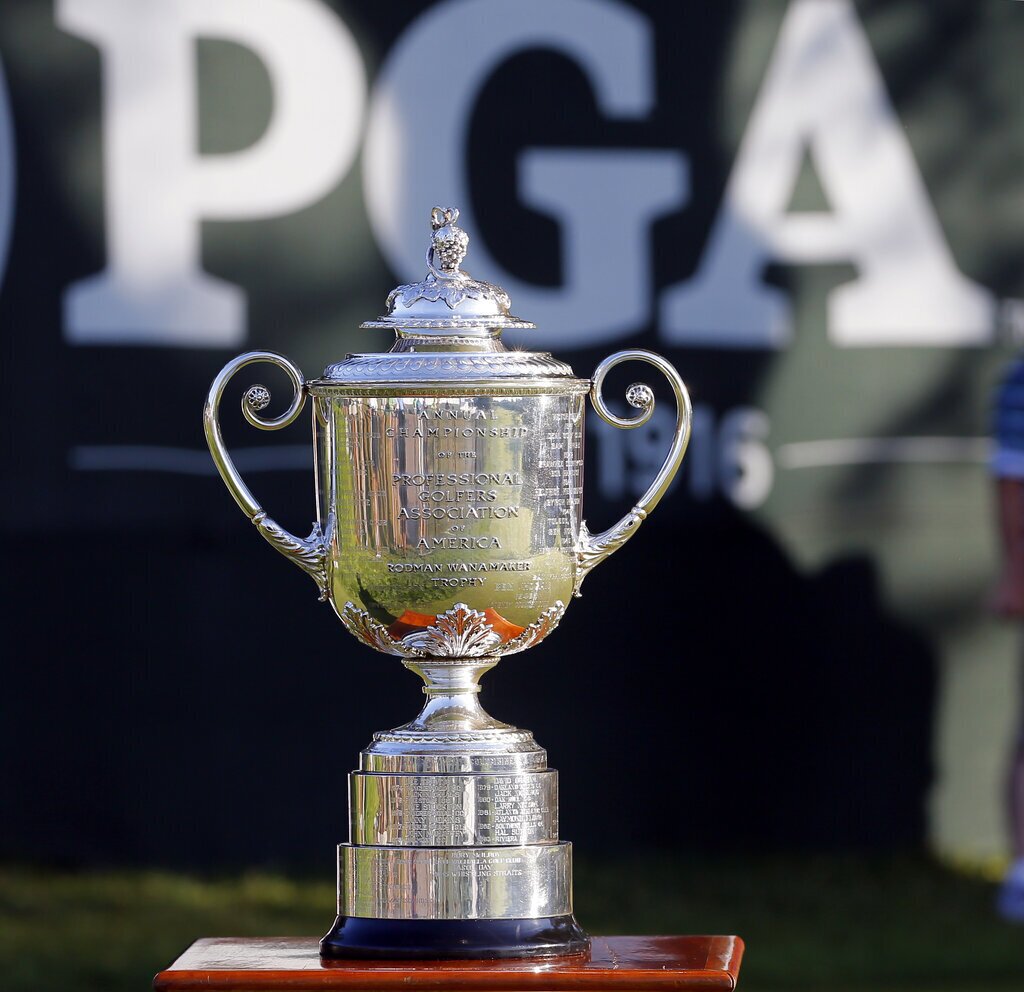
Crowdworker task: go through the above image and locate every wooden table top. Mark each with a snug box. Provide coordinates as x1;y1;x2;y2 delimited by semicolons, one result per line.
154;936;744;991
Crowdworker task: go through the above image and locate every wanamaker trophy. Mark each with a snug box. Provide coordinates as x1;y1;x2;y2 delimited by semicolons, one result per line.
204;207;693;960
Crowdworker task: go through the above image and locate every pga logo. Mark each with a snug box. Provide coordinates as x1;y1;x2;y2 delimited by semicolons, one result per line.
35;0;994;350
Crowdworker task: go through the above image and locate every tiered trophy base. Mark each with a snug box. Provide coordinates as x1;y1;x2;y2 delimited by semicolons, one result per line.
323;658;589;961
320;915;590;960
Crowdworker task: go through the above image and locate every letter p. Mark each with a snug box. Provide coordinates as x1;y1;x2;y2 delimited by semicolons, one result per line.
58;0;365;346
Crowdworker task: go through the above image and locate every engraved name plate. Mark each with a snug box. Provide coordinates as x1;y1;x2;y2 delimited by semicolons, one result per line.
351;771;558;847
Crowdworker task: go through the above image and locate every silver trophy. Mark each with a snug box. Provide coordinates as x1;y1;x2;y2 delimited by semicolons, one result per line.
204;207;692;959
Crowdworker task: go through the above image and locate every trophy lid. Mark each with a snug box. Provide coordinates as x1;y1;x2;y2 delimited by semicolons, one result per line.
312;207;583;388
359;207;535;333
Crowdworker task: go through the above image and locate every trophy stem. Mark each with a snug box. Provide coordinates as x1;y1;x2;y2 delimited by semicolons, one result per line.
396;658;512;736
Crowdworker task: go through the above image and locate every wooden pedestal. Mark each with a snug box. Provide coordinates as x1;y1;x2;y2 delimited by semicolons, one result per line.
154;936;743;991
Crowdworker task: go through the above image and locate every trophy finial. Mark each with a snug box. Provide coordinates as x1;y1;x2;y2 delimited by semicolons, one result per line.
429;205;469;275
364;204;532;329
626;382;655;410
244;384;271;413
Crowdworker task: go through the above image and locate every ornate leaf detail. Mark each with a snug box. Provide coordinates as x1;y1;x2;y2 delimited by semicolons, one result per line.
254;513;329;601
387;275;511;314
340;603;420;658
574;508;647;597
339;601;566;660
400;603;502;657
501;602;566;656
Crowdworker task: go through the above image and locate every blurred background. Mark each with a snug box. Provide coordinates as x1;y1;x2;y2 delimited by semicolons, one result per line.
2;0;1023;989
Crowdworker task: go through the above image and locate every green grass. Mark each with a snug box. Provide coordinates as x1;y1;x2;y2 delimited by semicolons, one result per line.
1;855;1022;992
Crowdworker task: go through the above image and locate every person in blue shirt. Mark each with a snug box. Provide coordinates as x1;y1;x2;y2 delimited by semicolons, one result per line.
992;356;1024;921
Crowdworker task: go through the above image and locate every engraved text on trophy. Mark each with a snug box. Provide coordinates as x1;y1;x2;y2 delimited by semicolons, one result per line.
329;394;584;631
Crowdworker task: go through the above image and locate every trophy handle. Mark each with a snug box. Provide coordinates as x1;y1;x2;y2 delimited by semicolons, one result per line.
575;349;692;596
203;351;329;600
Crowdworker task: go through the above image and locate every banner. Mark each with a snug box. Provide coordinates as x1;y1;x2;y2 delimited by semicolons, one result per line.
1;0;1020;867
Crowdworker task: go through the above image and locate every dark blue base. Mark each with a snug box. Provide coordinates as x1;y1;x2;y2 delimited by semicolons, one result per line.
319;915;591;960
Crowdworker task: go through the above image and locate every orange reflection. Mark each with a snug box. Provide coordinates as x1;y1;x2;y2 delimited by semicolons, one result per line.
388;608;525;643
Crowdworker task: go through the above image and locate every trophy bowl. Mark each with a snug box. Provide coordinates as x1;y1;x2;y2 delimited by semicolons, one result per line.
204;207;692;960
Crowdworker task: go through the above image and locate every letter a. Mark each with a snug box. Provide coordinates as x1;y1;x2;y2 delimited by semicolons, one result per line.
661;0;993;348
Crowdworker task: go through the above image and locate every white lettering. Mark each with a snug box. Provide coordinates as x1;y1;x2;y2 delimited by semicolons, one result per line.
590;403;773;508
660;0;994;348
363;0;687;348
57;0;365;345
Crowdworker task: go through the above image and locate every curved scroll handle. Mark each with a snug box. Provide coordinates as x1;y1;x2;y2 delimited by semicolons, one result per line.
575;349;692;596
203;351;328;600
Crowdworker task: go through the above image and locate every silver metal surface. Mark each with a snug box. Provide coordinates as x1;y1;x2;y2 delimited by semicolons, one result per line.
312;352;580;385
338;603;568;661
358;740;549;776
204;206;692;927
204;210;691;652
358;206;535;332
338;842;573;920
357;659;549;776
203;351;328;598
321;388;585;640
351;770;558;847
575;349;694;594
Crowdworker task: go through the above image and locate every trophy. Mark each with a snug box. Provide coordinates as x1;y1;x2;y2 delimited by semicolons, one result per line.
204;207;692;960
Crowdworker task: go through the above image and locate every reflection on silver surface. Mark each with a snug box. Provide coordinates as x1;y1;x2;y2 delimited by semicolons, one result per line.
339;843;573;920
351;770;558;847
321;389;586;638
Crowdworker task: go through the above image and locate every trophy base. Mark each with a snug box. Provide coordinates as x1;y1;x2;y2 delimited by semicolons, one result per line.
319;915;591;960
